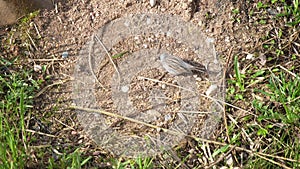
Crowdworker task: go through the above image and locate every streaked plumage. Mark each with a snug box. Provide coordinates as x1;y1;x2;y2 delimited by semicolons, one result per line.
160;53;204;76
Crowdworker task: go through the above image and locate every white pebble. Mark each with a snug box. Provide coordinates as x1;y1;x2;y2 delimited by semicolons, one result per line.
206;37;215;43
150;0;156;7
246;53;254;60
62;51;68;59
205;84;218;96
226;154;234;166
225;36;230;42
121;85;129;92
164;114;171;121
34;65;42;72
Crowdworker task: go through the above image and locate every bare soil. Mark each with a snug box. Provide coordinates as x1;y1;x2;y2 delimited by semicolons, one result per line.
1;0;276;167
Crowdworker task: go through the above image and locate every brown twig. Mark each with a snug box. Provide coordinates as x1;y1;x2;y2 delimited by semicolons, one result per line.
204;145;236;169
28;58;64;62
94;34;121;88
138;76;248;113
88;34;105;89
26;31;38;51
34;79;69;98
255;153;292;169
222;46;234;143
70;106;300;166
26;129;56;138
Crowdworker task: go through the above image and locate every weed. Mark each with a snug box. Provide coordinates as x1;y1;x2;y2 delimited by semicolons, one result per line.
255;71;300;125
47;148;92;169
233;55;245;92
135;156;153;169
111;156;153;169
275;0;300;26
0;61;37;168
232;8;240;14
256;2;269;10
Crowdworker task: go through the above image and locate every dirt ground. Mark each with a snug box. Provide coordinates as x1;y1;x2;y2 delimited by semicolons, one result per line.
1;0;277;167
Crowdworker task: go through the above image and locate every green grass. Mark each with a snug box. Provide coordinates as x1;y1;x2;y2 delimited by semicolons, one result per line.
47;148;92;169
0;12;94;168
111;156;153;169
0;10;45;168
0;59;35;168
225;1;300;168
276;0;300;26
228;64;300;168
255;71;300;124
251;70;300;167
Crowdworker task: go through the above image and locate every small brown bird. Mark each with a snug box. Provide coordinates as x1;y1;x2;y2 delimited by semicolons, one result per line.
160;53;205;76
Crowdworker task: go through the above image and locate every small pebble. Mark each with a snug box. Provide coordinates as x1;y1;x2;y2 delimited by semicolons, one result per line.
225;36;230;42
92;151;102;156
226;154;234;166
34;64;42;72
121;85;129;92
71;131;77;135
246;53;254;60
205;84;218;96
150;0;156;7
62;51;68;59
164;114;171;121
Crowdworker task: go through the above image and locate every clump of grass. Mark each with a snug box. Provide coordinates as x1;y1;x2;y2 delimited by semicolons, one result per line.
275;0;300;26
0;11;93;168
111;156;153;169
254;71;300;124
250;69;300;168
47;148;92;169
224;1;300;168
0;58;37;168
0;10;45;168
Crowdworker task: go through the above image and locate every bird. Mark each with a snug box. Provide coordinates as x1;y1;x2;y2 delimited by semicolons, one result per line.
159;53;206;76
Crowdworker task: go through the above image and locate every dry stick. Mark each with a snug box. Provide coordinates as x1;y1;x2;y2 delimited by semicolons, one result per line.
94;34;121;88
30;144;53;149
138;76;249;114
28;58;64;62
72;106;184;136
71;106;299;165
34;79;69;98
223;46;234;143
204;145;236;169
249;37;276;53
201;143;210;165
54;3;58;13
286;95;300;105
26;31;38;51
206;142;214;166
178;110;211;114
26;129;56;138
281;29;300;51
227;114;254;147
255;153;291;169
54;117;75;131
88;35;105;89
32;22;41;38
277;64;299;79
